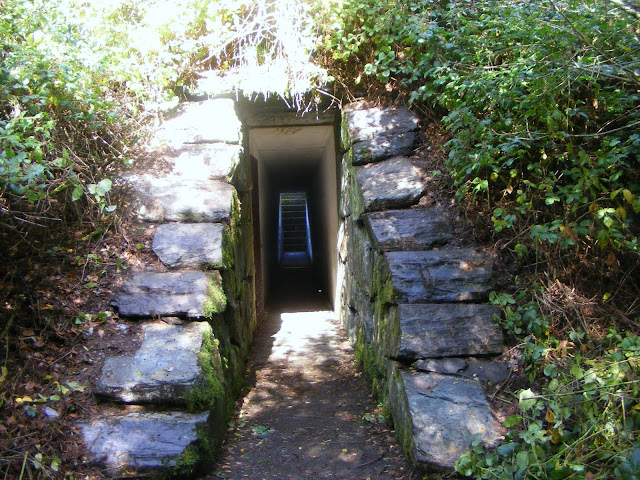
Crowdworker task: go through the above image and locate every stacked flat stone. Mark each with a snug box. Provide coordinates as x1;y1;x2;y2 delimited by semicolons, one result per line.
338;101;507;471
79;98;253;476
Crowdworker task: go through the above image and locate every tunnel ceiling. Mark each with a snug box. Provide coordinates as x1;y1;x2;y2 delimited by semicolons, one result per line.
248;126;333;173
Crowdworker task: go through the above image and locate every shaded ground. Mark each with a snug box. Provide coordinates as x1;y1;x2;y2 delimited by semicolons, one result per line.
205;270;420;480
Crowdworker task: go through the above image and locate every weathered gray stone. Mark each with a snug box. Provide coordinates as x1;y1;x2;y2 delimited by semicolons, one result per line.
414;358;468;375
152;223;225;270
171;143;241;180
355;157;425;212
96;321;213;404
415;358;510;384
388;368;502;470
386;304;503;361
79;411;210;470
464;359;511;383
126;174;235;223
365;209;453;252
339;153;351;218
343;102;419;146
148;99;241;150
352;132;417;165
385;249;493;303
348;218;375;295
114;271;224;318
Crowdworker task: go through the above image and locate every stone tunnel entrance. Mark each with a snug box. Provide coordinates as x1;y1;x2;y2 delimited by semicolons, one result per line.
247;124;339;311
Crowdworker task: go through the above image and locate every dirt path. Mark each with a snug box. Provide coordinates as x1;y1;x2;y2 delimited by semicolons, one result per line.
204;292;419;480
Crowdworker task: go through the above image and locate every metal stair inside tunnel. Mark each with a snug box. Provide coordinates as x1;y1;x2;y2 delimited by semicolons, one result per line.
278;191;312;268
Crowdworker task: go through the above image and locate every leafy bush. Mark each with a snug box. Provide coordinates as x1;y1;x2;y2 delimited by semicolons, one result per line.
456;328;640;479
321;0;640;257
0;0;131;226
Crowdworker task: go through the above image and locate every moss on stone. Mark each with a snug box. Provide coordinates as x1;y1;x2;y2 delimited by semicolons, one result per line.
204;273;227;318
349;166;365;221
341;115;352;151
164;422;218;479
184;330;225;412
221;224;235;270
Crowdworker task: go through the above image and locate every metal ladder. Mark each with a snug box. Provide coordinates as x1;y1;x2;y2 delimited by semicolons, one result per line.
278;192;312;268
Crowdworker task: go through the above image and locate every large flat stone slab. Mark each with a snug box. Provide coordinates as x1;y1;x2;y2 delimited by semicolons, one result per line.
96;321;214;404
152;223;225;270
388;368;502;470
148;98;241;150
170;143;241;180
79;411;210;470
365;209;453;252
355;156;425;212
386;304;504;361
126;174;235;222
113;272;224;318
385;249;493;303
343;102;419;145
352;132;417;165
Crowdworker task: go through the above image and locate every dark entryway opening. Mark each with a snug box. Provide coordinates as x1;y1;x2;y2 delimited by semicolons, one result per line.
248;125;338;311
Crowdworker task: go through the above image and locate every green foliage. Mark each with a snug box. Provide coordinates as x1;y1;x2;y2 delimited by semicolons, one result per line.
456;328;640;479
0;0;129;227
322;0;640;257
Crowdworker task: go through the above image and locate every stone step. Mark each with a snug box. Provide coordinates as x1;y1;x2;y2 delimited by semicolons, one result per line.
384;248;493;303
387;366;502;470
147;98;241;151
169;143;241;180
364;208;453;252
355;156;425;212
79;410;213;473
385;304;504;361
152;223;226;270
113;271;225;318
342;102;419;165
125;174;235;223
96;321;223;406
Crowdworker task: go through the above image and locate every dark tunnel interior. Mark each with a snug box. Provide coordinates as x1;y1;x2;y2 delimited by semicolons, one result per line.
248;126;338;312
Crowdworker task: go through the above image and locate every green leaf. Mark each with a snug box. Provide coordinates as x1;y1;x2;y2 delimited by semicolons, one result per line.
71;185;84;201
516;450;529;470
518;389;537;412
497;442;518;456
95;178;112;196
252;425;275;436
66;381;86;392
504;415;522;428
570;363;583;379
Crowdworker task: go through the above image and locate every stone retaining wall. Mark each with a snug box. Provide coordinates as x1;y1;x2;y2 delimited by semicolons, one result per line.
79;98;257;477
337;101;507;472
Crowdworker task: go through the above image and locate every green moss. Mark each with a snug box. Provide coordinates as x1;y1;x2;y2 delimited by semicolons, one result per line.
203;273;227;317
221;222;236;270
341;115;352;151
184;330;225;412
164;423;218;479
349;166;365;221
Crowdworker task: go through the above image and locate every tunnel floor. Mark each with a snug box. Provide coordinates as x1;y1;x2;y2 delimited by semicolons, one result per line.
205;283;418;480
